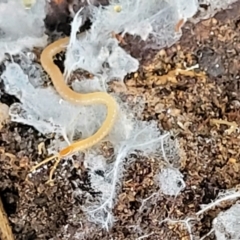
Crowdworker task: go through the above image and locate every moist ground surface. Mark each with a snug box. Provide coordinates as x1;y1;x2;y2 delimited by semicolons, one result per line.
1;2;240;240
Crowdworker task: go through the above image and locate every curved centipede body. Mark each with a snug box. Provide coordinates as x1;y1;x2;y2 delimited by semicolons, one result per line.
28;37;118;184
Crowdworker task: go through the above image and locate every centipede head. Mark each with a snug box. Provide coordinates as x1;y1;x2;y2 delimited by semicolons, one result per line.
59;146;74;157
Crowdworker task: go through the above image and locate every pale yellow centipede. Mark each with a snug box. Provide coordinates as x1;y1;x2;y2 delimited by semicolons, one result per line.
28;37;118;184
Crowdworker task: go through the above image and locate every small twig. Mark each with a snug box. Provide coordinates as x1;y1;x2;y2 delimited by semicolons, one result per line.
137;232;154;240
0;198;15;240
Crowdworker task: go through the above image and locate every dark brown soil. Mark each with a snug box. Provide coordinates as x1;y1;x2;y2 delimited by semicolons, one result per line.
1;1;240;240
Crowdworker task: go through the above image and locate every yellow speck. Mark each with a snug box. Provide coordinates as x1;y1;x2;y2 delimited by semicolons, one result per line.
114;5;122;12
22;0;36;9
228;158;237;164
